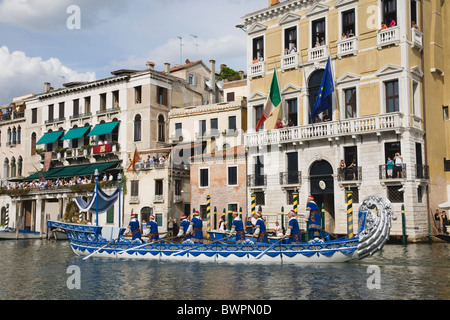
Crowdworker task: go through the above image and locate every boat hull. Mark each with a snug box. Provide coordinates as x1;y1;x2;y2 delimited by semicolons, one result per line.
0;229;42;240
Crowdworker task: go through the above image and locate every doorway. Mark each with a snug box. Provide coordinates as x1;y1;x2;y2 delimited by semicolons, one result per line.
309;160;335;231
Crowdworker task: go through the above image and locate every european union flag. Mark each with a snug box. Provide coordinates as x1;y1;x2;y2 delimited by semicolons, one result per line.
310;57;334;120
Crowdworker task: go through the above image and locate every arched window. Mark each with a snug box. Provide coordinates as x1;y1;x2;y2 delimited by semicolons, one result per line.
31;132;37;155
134;114;141;142
84;123;90;146
3;158;9;179
308;69;332;123
6;128;11;145
112;118;119;143
12;127;16;144
158;115;165;142
17;126;21;144
10;157;16;178
17;156;23;177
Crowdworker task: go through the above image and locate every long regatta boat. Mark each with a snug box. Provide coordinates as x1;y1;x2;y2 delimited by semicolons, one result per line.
47;195;396;264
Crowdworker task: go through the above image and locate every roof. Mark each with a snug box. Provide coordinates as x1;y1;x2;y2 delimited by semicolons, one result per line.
170;60;205;73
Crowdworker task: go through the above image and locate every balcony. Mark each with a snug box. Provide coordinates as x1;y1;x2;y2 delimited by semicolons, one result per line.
379;164;407;180
337;37;358;58
411;28;423;50
96;106;120;116
247;174;267;187
70;112;92;120
308;45;328;62
195;130;220;140
45;117;66;125
377;26;399;49
245;113;404;148
279;171;301;186
129;196;140;204
281;53;298;71
249;61;265;79
174;195;183;203
414;164;430;180
337;167;362;182
154;195;164;203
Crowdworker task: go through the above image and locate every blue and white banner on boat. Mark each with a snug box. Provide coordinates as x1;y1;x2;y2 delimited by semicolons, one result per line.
74;184;120;213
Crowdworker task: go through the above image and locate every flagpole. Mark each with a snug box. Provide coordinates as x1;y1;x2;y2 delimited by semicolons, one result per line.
299;49;311;127
327;47;339;121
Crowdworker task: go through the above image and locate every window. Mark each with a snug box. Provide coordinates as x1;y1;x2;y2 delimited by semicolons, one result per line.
417;185;423;203
287;98;298;126
252;36;264;61
155;180;163;196
188;73;197;85
158;115;165;142
210;118;218;134
199;168;209;187
156;214;163;227
199;120;206;137
85;97;91;114
100;93;106;111
312;18;326;47
134;114;141;142
228;116;236;130
31;133;36;155
73;99;79;117
254;155;265;186
444;159;450;172
112;91;119;108
157;86;168;106
412;82;420;116
383;0;397;26
410;0;418;27
227;92;235;102
385;80;399;113
59;102;65;118
228;166;238;186
284;26;297;53
342;9;356;37
387;185;403;203
106;206;114;224
443;106;449;121
344;88;357;118
130;180;139;197
255;105;263;131
175;179;182;196
254;191;265;206
345;187;359;203
135;86;142;104
48;104;54;121
32;108;37;123
175;123;182;139
200;205;208;221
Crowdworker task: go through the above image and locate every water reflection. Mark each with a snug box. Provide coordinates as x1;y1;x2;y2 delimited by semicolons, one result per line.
0;241;448;300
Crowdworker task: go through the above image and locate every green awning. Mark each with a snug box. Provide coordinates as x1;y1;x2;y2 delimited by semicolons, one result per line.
23;167;65;182
36;131;64;145
87;121;119;137
60;126;90;141
47;162;120;179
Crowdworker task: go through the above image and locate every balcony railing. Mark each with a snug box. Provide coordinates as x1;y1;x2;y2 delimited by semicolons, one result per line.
337;37;358;58
279;171;302;185
45;117;66;125
337;167;362;181
97;106;120;116
377;26;399;49
414;164;430;180
154;195;164;203
308;45;328;62
70;112;92;120
245;113;403;147
411;28;423;50
379;164;407;179
247;174;267;187
249;61;265;79
281;53;298;71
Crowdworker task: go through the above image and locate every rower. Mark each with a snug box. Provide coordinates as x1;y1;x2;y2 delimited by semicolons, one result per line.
306;195;322;239
177;214;190;240
186;210;203;243
126;213;142;242
147;214;159;242
285;209;301;244
230;210;245;243
252;211;268;243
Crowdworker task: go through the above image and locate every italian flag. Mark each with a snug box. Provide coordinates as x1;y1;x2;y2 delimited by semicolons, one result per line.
256;66;281;131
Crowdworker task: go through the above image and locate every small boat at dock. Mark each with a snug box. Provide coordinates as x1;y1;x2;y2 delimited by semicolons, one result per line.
0;228;43;240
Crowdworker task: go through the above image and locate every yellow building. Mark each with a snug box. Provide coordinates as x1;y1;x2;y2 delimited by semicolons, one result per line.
242;0;432;241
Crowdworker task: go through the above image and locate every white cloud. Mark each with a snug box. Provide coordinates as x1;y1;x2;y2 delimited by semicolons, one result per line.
0;46;96;104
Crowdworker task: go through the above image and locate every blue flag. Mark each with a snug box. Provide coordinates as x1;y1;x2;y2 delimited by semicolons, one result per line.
310;57;334;120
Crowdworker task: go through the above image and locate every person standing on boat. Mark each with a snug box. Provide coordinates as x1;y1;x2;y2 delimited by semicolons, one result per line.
147;214;159;242
306;196;322;239
252;211;268;243
177;214;190;240
230;210;245;243
126;213;142;242
186;210;203;243
285;210;301;244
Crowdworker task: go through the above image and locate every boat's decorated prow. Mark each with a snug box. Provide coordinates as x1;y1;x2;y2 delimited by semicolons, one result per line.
47;195;396;264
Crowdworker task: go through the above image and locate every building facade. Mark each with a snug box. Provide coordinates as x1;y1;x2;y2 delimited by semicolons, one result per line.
242;0;430;241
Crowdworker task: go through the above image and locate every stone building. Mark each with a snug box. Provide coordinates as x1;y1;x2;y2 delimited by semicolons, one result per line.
242;0;430;241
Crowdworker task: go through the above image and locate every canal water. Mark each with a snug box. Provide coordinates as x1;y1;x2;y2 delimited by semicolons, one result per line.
0;240;448;301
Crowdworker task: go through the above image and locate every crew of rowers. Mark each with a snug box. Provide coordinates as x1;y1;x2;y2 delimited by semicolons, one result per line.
125;195;323;244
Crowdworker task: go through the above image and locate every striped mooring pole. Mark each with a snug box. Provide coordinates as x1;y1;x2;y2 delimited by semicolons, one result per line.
214;206;217;230
281;206;285;234
239;207;243;220
5;203;9;228
292;188;298;214
401;204;407;246
251;190;256;217
347;187;354;238
321;203;325;238
206;194;211;239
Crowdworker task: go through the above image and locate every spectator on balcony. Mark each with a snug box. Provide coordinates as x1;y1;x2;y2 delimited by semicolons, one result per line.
102;174;107;182
434;209;442;234
389;19;396;28
380;22;388;30
411;21;419;29
323;114;331;122
288;118;294;127
98;139;104;145
394;152;403;178
339;160;346;180
320;37;325;46
348;158;357;180
284;48;289;55
348;30;354;37
282;118;288;127
289;45;297;54
314;115;322;123
314;41;320;48
386;157;394;178
259;56;264;62
341;33;348;40
276;119;283;129
108;173;113;181
253;57;258;64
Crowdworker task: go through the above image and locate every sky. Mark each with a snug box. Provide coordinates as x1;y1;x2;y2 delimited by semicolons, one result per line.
0;0;264;105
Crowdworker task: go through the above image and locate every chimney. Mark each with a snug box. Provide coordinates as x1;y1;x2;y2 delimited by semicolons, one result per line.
44;82;51;93
146;61;155;70
269;0;280;7
209;60;216;104
164;63;171;75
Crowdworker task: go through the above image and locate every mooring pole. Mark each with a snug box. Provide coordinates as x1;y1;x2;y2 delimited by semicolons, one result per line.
401;204;407;246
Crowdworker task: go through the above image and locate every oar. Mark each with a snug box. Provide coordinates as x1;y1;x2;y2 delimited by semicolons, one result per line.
115;235;177;256
172;234;234;256
82;237;119;260
255;238;284;260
